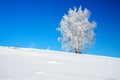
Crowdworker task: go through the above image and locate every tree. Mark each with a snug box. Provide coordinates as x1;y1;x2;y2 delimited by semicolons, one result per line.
57;6;97;54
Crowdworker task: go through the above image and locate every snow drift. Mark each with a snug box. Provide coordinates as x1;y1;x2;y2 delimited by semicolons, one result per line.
0;46;120;80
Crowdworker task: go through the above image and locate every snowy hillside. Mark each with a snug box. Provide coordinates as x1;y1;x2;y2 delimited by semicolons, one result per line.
0;46;120;80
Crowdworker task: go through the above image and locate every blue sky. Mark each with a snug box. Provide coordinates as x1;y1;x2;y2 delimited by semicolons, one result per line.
0;0;120;57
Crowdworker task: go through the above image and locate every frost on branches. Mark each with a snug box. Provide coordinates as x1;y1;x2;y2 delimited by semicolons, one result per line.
57;6;97;54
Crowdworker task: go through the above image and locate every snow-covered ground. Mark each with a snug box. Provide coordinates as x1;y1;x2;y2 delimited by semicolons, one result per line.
0;46;120;80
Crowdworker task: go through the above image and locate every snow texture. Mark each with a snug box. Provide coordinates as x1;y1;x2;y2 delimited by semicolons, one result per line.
0;46;120;80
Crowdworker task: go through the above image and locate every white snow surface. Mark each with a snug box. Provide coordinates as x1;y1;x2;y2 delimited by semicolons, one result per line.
0;46;120;80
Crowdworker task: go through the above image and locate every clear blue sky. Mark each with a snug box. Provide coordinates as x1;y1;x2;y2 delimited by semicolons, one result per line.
0;0;120;57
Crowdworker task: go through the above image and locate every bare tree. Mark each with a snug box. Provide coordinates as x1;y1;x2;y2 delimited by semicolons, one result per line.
57;6;97;54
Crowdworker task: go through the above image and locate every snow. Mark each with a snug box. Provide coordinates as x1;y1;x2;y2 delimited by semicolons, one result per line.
0;46;120;80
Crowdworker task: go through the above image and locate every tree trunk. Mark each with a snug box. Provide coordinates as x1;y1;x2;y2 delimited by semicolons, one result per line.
74;48;82;54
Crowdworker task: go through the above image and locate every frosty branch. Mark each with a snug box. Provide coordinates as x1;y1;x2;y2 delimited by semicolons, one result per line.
57;6;97;54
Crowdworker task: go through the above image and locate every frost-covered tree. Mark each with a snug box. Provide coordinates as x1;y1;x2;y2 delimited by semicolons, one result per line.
57;6;97;54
